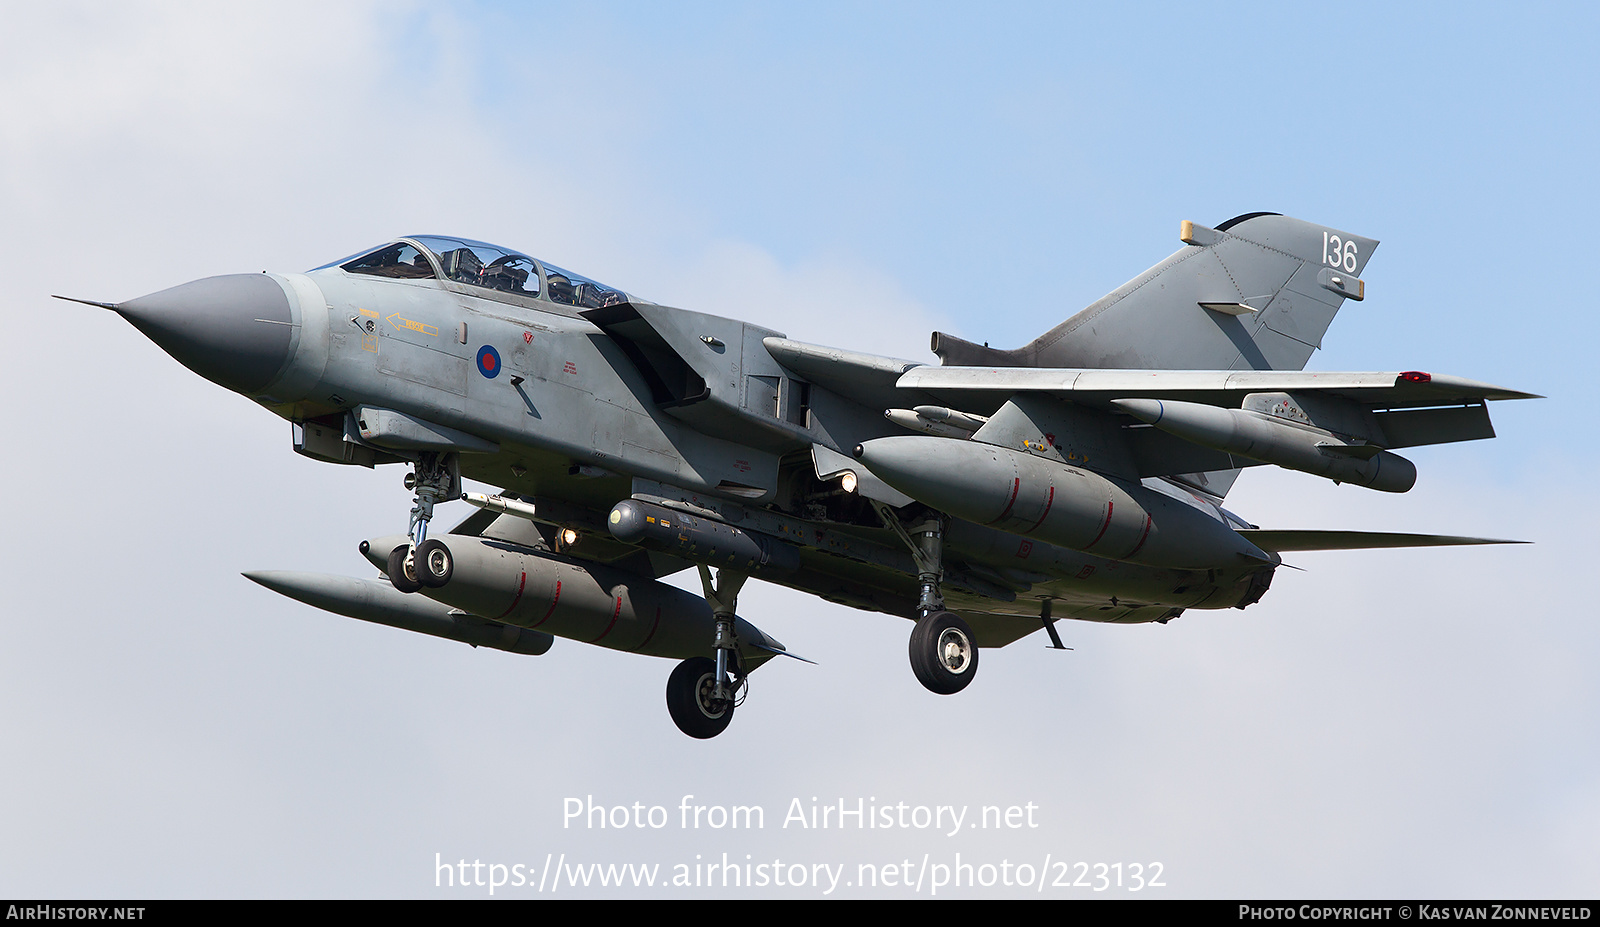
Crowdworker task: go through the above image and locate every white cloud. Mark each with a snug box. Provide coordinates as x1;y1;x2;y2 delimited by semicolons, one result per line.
637;238;945;360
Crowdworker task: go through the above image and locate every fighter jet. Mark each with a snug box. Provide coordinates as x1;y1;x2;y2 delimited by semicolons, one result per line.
68;214;1536;738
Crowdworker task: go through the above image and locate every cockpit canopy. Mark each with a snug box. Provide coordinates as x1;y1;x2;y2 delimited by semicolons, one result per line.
319;236;631;309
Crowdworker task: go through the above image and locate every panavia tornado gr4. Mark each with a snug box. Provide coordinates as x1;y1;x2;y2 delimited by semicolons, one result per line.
69;214;1535;738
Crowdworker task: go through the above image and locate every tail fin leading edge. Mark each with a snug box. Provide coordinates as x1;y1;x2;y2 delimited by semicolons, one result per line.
931;213;1379;374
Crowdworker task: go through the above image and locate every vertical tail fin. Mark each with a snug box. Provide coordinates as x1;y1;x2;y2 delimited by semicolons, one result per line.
931;212;1378;373
929;213;1379;501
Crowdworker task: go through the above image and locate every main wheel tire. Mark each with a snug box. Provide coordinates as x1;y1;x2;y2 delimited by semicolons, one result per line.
909;611;979;694
414;538;454;588
666;656;735;739
387;545;422;594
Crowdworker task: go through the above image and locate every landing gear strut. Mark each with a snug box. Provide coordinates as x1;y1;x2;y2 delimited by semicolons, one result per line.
665;565;748;739
877;506;980;695
386;452;459;595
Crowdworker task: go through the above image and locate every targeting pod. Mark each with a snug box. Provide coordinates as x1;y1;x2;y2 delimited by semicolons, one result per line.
607;499;801;572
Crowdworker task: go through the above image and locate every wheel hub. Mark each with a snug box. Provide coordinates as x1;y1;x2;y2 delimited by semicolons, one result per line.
938;628;972;674
695;674;729;719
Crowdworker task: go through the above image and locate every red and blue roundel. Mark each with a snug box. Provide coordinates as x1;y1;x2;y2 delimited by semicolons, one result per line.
476;345;501;378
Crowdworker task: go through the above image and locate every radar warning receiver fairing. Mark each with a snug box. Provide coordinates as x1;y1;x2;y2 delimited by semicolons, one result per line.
70;215;1536;738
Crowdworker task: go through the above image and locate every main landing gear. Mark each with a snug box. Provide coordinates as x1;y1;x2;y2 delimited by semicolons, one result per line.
878;507;979;695
666;656;736;739
665;565;748;739
386;452;460;595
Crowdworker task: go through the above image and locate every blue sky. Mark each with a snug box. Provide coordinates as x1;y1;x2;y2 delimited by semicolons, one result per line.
2;1;1595;898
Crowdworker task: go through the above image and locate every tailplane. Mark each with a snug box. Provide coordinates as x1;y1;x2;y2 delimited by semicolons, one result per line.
931;213;1378;373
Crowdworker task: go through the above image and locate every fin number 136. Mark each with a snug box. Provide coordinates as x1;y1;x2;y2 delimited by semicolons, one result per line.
1322;231;1358;272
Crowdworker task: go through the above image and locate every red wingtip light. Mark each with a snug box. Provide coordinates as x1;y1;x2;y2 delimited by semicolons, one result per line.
1400;370;1432;383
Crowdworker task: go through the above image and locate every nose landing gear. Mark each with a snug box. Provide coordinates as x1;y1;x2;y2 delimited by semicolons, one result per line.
387;544;423;594
384;452;459;594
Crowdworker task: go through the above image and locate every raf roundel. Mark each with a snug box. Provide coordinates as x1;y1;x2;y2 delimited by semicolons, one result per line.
476;344;501;379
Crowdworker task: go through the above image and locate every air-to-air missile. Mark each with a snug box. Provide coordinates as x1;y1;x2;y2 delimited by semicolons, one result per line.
883;406;990;439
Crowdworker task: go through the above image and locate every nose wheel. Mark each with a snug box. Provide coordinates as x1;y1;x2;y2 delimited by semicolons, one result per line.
387;544;422;594
385;453;459;594
414;538;454;587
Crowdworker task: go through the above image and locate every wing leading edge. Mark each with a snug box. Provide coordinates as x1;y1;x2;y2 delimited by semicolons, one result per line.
896;366;1541;406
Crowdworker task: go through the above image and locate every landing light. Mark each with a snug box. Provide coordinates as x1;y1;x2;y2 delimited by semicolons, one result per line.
839;472;859;494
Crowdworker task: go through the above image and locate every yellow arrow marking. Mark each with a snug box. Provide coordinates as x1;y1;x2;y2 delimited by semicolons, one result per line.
386;313;438;337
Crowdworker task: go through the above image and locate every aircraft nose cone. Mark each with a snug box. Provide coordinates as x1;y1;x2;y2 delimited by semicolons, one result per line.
118;274;293;394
